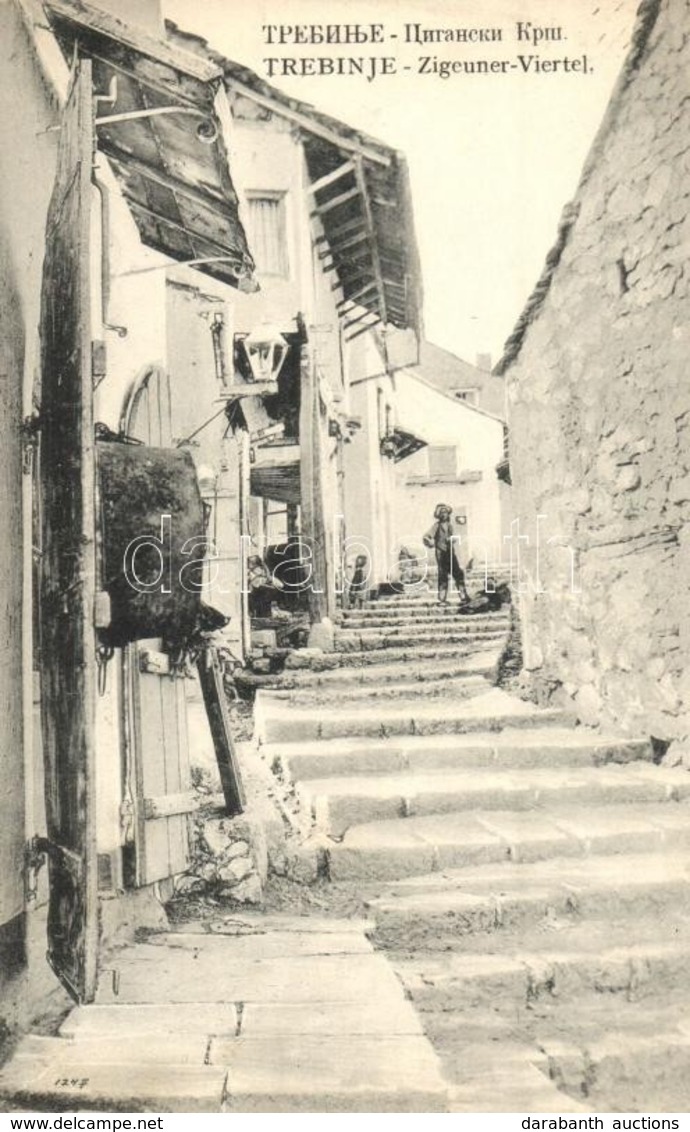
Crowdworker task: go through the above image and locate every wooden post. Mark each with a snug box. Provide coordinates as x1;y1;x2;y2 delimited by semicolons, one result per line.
299;344;328;622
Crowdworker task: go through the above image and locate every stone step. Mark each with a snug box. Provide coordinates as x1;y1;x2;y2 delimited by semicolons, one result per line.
266;673;491;707
370;579;513;606
270;729;652;781
542;1029;690;1111
333;640;505;668
300;766;690;838
326;801;690;880
260;650;500;693
367;853;690;948
395;927;690;1013
340;608;510;627
335;625;509;653
255;687;572;744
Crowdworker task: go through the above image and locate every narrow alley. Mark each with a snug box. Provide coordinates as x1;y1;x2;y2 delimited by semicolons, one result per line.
1;0;688;1118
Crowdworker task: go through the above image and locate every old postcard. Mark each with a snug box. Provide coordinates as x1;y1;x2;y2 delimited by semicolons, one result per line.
0;0;688;1117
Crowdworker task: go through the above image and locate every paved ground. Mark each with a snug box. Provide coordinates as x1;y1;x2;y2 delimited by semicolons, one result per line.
0;916;447;1112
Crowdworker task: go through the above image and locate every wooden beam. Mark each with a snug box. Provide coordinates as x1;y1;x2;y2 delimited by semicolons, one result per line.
143;791;201;820
330;265;376;293
343;308;380;331
307;160;355;195
353;155;388;328
225;77;391;167
309;185;361;218
298;345;328;623
318;215;368;244
319;230;369;259
345;315;382;342
336;282;378;309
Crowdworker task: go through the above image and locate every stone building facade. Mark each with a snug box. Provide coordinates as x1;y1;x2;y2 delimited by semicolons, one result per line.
498;0;690;744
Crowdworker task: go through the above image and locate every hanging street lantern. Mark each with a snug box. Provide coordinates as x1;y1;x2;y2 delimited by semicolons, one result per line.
242;320;289;384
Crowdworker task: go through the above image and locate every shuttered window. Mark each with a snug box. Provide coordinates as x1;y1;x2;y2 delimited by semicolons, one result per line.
246;194;289;277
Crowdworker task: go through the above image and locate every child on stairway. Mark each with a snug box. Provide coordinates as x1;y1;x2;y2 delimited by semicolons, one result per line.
422;503;470;609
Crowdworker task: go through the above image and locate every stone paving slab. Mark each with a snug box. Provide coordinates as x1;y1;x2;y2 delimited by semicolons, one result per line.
95;950;406;1005
9;1034;208;1066
240;999;424;1037
2;918;447;1114
141;929;374;959
214;1034;447;1113
171;914;376;935
60;1003;239;1038
0;1055;228;1113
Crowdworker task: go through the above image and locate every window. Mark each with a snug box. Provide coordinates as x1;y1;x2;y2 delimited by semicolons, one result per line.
427;446;457;477
246;193;289;276
453;388;479;406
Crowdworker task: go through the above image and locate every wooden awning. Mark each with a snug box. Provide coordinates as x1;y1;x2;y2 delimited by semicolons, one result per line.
306;144;422;343
165;23;423;340
382;427;428;463
250;464;301;505
250;442;301;504
46;0;257;292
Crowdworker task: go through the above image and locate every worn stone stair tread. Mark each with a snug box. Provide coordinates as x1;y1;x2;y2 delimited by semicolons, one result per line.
270;673;492;705
326;802;690;880
448;1069;589;1114
265;650;500;690
300;765;690;836
303;763;686;800
256;687;574;743
339;612;511;630
391;912;690;965
335;627;509;652
528;992;690;1043
396;936;690;1011
333;640;508;666
267;729;653;781
374;850;690;895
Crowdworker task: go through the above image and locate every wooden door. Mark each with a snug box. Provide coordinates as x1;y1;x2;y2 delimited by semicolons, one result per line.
38;61;98;1003
120;368;191;886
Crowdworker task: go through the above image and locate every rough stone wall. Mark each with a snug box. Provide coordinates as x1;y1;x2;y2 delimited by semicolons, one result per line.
503;0;690;742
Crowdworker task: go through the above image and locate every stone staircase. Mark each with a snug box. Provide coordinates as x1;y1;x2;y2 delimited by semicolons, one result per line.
256;583;690;1111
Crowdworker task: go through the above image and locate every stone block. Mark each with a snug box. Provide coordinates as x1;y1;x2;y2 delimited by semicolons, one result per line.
284;648;325;670
218;856;254;885
251;630;277;649
308;617;335;652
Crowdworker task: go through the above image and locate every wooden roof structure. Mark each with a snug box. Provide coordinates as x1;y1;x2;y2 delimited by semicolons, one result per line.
46;0;257;292
166;22;424;344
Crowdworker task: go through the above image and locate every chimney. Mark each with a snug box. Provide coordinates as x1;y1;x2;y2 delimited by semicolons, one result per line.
476;352;492;373
87;0;163;36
